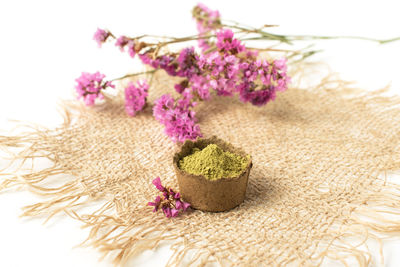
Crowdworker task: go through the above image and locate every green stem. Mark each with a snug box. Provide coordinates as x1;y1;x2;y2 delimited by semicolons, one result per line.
222;20;292;44
239;32;400;45
157;34;215;47
222;19;400;45
283;34;400;44
377;36;400;44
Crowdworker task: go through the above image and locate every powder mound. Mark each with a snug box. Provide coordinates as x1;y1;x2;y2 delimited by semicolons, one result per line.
179;143;249;180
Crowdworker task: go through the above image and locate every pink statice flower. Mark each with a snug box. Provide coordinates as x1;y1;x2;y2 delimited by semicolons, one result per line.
124;80;149;116
174;80;189;94
237;83;277;106
115;35;130;51
93;28;110;47
189;75;211;100
162;206;179;218
197;39;211;52
140;45;237;99
175;199;191;211
153;90;202;143
193;3;221;51
75;72;114;106
115;36;136;58
173;30;242;99
139;53;177;76
147;177;191;218
216;29;245;54
159;57;178;76
147;195;161;212
153;94;175;122
237;58;290;106
138;53;152;66
176;47;200;78
198;51;240;96
127;40;136;58
152;176;165;192
194;3;221;30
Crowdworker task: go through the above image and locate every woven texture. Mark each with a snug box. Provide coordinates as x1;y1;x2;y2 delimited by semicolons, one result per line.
1;70;400;266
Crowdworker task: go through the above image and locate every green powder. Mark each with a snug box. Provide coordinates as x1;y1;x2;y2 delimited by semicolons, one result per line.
179;144;250;180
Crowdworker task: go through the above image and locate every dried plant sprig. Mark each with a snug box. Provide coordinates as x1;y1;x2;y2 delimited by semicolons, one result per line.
147;177;190;218
78;28;291;142
75;72;115;106
76;3;399;144
124;80;149;117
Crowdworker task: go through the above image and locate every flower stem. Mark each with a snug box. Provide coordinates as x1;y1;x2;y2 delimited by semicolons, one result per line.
222;19;400;45
222;20;292;44
111;69;157;81
240;33;400;44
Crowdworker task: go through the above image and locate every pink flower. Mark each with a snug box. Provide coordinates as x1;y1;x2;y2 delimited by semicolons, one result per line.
138;53;152;65
172;191;180;199
115;35;130;50
176;47;200;78
216;29;245;54
197;51;240;96
115;36;136;58
162;206;179;218
174;80;188;94
139;47;201;79
93;28;110;47
124;80;149;116
176;200;191;211
127;40;136;58
193;3;221;51
147;196;161;212
194;3;221;28
237;58;290;106
189;75;211;100
170;208;179;217
197;39;211;52
152;177;165;192
75;72;114;106
139;53;177;76
153;91;202;143
148;177;191;218
152;94;175;122
237;83;277;106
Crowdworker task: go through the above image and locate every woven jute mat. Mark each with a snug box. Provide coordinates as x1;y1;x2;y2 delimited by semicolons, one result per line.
1;69;400;266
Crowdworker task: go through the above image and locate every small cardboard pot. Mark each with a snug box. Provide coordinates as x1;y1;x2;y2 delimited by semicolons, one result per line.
173;136;252;212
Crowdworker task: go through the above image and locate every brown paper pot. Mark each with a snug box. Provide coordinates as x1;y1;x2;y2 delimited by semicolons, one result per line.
173;136;252;212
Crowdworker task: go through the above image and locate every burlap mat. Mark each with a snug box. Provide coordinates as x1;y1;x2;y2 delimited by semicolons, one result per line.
1;69;400;266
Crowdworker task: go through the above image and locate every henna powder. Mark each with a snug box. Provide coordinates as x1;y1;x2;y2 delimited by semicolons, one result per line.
178;143;250;180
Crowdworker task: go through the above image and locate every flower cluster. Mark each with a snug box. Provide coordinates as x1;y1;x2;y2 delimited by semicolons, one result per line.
197;50;240;96
124;80;149;116
170;28;289;105
237;58;290;106
139;48;200;79
78;3;291;143
193;3;221;32
192;3;221;51
148;177;190;218
176;47;201;78
75;72;114;106
216;29;245;54
153;90;202;143
93;28;111;47
139;51;179;76
115;35;137;58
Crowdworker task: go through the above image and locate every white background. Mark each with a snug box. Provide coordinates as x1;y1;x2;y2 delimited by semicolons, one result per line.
0;0;399;266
